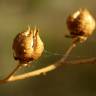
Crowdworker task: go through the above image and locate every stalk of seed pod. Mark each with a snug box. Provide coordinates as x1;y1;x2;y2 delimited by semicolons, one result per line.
66;8;96;43
4;26;44;80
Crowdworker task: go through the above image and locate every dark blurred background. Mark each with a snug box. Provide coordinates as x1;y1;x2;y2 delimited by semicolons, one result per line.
0;0;96;96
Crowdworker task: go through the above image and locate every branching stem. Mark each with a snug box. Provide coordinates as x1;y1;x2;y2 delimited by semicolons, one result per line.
0;41;95;84
0;42;77;83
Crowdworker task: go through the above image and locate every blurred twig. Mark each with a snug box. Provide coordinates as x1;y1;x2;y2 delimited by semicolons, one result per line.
0;43;95;84
0;57;96;84
0;43;76;83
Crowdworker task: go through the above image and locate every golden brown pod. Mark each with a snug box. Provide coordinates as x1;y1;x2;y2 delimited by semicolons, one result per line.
12;26;44;63
67;8;96;42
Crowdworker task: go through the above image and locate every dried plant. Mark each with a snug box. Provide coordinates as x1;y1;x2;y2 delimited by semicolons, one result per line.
0;8;96;84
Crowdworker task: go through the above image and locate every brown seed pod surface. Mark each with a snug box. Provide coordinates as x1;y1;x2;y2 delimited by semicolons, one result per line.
67;8;96;42
12;26;44;63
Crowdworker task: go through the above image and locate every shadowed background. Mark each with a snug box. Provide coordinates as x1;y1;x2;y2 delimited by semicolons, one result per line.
0;0;96;96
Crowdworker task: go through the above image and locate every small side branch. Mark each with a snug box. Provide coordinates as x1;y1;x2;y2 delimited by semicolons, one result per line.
4;63;21;80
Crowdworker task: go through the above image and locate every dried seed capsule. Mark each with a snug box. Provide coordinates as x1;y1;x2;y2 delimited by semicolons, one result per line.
12;26;44;64
67;8;96;42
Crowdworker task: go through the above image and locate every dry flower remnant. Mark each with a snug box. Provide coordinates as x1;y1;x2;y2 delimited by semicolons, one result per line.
12;26;44;65
66;8;96;43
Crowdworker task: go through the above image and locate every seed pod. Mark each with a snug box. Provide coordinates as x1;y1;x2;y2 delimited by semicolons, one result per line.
67;8;96;42
12;26;44;63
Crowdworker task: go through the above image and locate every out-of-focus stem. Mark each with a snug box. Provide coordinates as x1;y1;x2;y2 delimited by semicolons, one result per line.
4;63;22;80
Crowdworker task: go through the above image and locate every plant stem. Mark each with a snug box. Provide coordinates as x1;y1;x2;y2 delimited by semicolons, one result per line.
6;42;77;82
4;63;22;80
1;42;77;83
55;43;76;67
